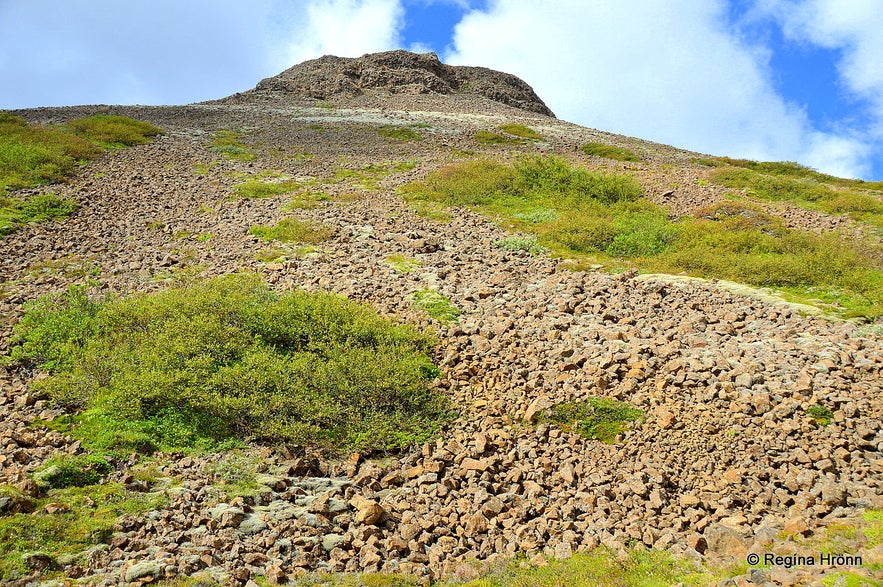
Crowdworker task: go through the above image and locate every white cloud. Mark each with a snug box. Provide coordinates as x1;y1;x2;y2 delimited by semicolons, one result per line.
281;0;404;66
445;0;872;178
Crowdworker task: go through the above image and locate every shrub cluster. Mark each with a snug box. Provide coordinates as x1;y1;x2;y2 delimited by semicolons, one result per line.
0;192;76;237
7;274;448;454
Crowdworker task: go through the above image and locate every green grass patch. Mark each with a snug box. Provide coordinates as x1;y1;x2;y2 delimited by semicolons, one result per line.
1;112;161;192
581;142;642;162
211;130;255;161
542;397;644;443
5;275;447;454
386;254;420;274
475;130;523;146
233;178;300;199
493;235;548;255
33;455;113;489
711;166;883;227
249;217;333;244
335;161;417;190
0;482;165;582
284;190;331;210
377;126;423;141
404;157;883;318
410;289;461;323
0;192;76;237
499;123;543;141
407;200;453;222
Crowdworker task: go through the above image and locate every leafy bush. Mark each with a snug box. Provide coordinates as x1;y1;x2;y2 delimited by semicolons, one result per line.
806;404;833;426
32;455;112;489
0;193;76;237
543;398;643;443
249;217;333;244
498;123;543;140
581;142;641;162
6;274;448;454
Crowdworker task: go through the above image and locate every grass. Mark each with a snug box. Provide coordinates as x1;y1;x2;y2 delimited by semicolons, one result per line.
233;178;300;199
404;156;883;318
5;274;447;455
1;112;162;192
541;397;644;443
249;217;334;244
493;235;548;255
710;165;883;227
335;161;417;190
0;481;166;582
411;289;461;323
407;200;453;222
377;126;423;142
211;130;255;161
0;192;76;237
386;254;420;274
581;142;642;162
499;123;543;141
284;190;331;210
475;130;523;146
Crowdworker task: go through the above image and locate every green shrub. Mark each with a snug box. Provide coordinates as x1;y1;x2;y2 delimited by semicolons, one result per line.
498;123;543;140
32;455;112;489
386;254;420;274
411;289;461;323
211;130;254;161
0;193;76;237
6;275;447;454
581;142;642;162
543;398;643;443
377;126;423;141
249;218;333;244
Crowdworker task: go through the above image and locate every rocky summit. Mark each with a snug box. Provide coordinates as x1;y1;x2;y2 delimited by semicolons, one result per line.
1;51;882;587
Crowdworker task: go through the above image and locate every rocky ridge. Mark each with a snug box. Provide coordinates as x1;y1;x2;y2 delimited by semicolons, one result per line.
2;52;883;586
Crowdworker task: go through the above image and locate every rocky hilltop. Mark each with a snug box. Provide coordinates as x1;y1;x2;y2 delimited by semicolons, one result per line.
219;50;555;117
2;51;882;587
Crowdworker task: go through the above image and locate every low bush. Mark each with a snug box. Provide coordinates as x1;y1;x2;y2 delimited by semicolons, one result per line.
6;274;448;454
498;123;543;141
806;404;833;426
581;142;641;162
66;115;162;147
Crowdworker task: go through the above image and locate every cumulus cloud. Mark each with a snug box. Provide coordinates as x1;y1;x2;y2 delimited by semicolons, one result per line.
445;0;872;178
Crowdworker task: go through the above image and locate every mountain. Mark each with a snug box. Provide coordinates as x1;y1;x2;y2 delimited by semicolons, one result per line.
1;51;882;587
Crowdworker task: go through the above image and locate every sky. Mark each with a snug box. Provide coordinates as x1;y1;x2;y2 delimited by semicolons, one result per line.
1;0;881;180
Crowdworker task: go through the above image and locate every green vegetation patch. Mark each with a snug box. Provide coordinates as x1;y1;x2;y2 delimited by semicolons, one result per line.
335;160;417;190
493;235;548;255
233;178;300;199
284;190;331;210
386;254;420;274
1;112;162;192
410;289;461;323
542;397;644;443
404;156;883;318
581;142;642;162
377;126;423;142
6;275;447;454
250;217;333;244
475;130;523;146
211;130;255;161
33;455;113;489
499;123;543;141
0;482;165;582
0;192;76;237
806;404;834;426
710;164;883;227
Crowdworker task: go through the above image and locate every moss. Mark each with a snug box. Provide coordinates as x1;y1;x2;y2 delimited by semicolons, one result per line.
377;126;423;141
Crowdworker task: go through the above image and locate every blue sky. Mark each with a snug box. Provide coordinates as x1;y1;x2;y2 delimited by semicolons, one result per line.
1;0;881;180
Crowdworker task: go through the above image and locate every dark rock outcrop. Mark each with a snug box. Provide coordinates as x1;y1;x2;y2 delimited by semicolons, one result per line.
229;50;555;117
